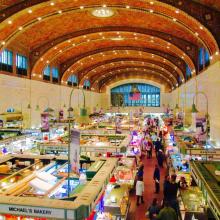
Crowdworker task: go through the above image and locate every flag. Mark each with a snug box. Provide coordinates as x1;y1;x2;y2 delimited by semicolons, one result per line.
129;84;141;100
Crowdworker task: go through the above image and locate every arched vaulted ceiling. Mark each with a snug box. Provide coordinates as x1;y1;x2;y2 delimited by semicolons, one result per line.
0;0;219;92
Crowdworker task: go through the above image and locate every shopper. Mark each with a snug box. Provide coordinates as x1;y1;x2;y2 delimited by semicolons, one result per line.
178;176;188;189
163;175;170;202
156;201;178;220
157;149;164;168
166;175;178;201
154;138;162;157
136;176;144;206
151;132;157;144
137;164;144;179
147;198;160;220
166;175;180;217
145;138;153;159
153;165;160;193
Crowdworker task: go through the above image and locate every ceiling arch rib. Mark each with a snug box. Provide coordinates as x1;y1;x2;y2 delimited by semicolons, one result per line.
87;65;176;90
86;57;181;81
0;0;218;56
79;62;178;87
61;52;184;86
60;47;185;81
98;71;172;93
31;31;195;78
30;27;198;67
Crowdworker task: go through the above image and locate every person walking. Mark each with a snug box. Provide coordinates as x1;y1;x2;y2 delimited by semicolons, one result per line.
136;176;144;206
157;149;164;168
166;175;180;217
147;198;160;220
145;138;153;159
156;201;178;220
137;164;144;179
153;164;160;194
163;175;170;202
154;138;162;157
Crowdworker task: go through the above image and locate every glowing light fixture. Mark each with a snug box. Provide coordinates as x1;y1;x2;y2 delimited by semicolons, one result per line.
111;37;124;41
91;7;114;18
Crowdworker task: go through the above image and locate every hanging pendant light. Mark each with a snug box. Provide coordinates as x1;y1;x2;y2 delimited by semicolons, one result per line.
175;103;179;109
75;108;91;124
27;104;31;109
191;103;198;113
35;104;40;111
44;107;54;113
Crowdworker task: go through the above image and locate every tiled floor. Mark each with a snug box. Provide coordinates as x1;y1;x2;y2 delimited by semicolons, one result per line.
127;152;166;220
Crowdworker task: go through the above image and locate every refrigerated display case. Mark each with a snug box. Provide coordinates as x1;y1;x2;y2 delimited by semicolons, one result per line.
179;186;206;220
114;158;136;188
102;184;130;220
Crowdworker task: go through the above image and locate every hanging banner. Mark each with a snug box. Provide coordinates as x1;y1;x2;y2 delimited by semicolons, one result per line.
41;113;49;132
129;84;141;101
70;129;80;173
115;116;122;134
196;116;207;142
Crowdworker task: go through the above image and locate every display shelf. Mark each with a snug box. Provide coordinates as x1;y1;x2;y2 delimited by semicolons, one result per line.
104;184;129;218
190;161;220;219
179;186;206;220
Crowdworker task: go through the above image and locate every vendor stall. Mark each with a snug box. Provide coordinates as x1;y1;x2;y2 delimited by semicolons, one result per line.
179;186;206;220
114;158;136;189
190;161;220;220
0;157;118;220
0;111;23;129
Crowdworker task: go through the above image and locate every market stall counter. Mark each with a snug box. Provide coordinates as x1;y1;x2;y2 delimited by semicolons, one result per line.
0;157;118;220
101;184;130;220
190;161;220;220
114;158;136;189
179;186;206;220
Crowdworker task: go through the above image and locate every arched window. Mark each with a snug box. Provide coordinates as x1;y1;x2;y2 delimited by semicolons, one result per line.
198;48;210;71
83;79;90;90
198;48;204;71
0;49;13;73
186;64;192;80
204;49;210;67
43;65;50;81
111;83;160;107
16;53;28;76
67;75;78;86
52;67;59;83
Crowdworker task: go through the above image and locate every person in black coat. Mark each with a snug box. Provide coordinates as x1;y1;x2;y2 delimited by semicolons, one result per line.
163;175;170;202
153;164;160;193
166;175;180;217
154;138;162;157
137;164;144;178
157;150;164;168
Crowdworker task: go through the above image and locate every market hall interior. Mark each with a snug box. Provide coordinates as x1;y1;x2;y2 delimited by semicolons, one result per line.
0;0;220;220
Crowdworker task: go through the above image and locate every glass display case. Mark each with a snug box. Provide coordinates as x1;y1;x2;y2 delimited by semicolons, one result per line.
114;158;136;188
179;186;206;220
102;184;129;220
170;153;190;172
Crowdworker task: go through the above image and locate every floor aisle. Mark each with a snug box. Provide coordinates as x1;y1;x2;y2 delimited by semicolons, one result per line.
127;152;166;220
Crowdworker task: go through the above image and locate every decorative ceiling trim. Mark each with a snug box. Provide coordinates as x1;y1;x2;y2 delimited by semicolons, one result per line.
60;46;186;80
98;71;172;92
88;65;176;89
